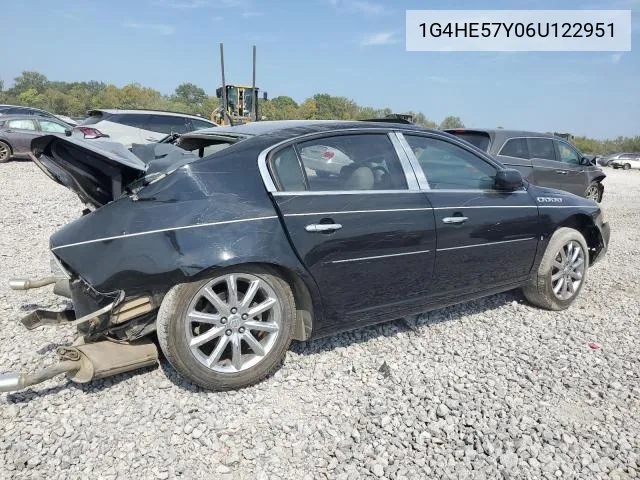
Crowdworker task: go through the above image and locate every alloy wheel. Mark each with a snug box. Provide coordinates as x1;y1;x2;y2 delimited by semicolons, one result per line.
184;273;282;373
0;143;9;162
585;185;600;201
551;240;585;300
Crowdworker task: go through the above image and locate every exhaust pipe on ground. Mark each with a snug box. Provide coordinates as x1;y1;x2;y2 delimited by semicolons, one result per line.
8;277;58;290
0;339;158;393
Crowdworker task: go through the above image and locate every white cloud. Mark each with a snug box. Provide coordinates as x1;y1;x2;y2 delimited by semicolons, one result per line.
361;32;397;46
352;1;388;15
611;52;624;63
123;22;175;35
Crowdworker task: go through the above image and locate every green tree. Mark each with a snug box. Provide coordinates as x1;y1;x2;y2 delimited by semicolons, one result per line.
11;71;49;95
174;83;207;106
439;116;465;129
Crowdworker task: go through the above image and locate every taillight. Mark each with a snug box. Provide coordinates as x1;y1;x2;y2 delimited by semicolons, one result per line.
77;127;105;139
322;151;335;160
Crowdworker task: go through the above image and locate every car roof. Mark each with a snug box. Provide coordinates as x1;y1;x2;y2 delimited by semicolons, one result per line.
185;119;438;139
0;114;61;121
88;108;215;121
446;128;557;139
0;104;47;112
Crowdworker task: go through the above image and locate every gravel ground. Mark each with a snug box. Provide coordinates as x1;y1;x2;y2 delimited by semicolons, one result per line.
0;161;638;480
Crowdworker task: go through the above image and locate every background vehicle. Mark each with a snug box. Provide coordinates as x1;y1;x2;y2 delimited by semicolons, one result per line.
446;129;606;202
73;109;216;147
0;114;70;162
610;153;640;170
0;121;609;393
0;104;77;126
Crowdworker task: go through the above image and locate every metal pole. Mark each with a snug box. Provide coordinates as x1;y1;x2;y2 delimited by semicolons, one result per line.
219;43;232;126
252;45;257;121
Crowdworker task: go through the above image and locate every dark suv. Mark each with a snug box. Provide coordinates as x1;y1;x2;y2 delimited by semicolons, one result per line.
446;129;605;202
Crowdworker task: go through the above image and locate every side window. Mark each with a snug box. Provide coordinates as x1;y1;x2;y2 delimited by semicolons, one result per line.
296;134;408;191
405;135;497;190
527;138;556;160
7;119;37;131
192;119;215;130
39;120;67;133
556;141;580;164
270;146;307;192
147;115;188;134
111;114;150;129
499;138;529;159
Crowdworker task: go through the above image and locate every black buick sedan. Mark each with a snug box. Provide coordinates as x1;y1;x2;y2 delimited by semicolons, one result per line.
1;121;609;392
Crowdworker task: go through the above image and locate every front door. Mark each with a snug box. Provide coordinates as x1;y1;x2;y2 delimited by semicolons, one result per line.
267;132;437;330
400;133;541;301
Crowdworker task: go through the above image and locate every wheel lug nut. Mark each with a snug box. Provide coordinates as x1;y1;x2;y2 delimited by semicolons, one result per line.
238;327;245;334
221;317;227;324
241;314;248;320
225;329;232;336
231;308;237;314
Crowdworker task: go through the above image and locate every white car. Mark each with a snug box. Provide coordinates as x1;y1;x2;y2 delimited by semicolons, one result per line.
299;144;352;176
611;153;640;170
72;109;216;148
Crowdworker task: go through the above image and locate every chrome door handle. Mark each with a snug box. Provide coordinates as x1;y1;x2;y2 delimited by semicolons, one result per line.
442;216;469;225
305;223;342;232
555;170;568;174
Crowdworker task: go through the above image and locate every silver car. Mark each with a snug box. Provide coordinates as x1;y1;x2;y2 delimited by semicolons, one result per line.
610;153;640;170
72;109;216;148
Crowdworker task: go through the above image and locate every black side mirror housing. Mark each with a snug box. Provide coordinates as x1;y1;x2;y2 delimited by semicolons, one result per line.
495;168;524;191
64;129;72;137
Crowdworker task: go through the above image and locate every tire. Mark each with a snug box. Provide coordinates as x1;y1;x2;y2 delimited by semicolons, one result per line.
584;182;602;202
0;141;11;163
623;163;631;170
612;165;619;169
157;267;295;391
522;227;589;311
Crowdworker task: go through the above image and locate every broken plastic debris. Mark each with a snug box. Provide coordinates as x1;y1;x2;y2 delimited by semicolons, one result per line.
588;342;601;350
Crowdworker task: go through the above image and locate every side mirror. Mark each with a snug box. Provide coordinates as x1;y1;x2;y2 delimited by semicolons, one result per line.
495;168;524;191
64;129;72;137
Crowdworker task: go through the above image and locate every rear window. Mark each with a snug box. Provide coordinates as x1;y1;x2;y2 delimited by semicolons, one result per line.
80;112;110;125
448;131;491;151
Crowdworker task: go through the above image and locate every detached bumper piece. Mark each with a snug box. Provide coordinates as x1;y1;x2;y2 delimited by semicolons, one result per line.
0;339;158;393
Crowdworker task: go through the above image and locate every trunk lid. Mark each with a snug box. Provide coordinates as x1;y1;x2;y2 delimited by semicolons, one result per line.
31;135;147;208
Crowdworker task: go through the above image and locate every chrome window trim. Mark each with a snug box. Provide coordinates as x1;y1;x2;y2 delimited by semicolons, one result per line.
284;207;434;217
393;131;431;189
272;190;425;196
258;127;427;194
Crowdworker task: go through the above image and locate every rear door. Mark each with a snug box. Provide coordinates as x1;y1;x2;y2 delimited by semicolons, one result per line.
266;131;437;330
399;133;540;301
526;137;569;192
552;140;588;195
495;137;535;183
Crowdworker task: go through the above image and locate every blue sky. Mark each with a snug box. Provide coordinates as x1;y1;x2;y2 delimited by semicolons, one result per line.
1;0;638;138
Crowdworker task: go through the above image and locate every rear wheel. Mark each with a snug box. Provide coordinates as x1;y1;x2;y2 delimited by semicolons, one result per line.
623;163;631;170
0;141;11;163
157;268;295;390
584;182;602;202
523;228;589;311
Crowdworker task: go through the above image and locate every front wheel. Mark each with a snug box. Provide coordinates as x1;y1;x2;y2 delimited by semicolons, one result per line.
157;268;295;390
584;182;602;202
522;228;589;311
